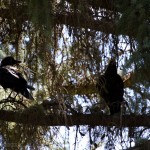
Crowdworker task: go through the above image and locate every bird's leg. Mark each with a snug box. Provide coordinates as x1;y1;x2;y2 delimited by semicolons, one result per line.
13;93;18;100
7;91;13;99
21;96;24;102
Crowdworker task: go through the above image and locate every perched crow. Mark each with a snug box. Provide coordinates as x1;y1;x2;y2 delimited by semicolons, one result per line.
97;60;124;115
1;56;21;67
0;57;34;100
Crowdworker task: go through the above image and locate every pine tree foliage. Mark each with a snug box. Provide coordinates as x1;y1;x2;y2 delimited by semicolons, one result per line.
0;0;149;149
117;0;150;102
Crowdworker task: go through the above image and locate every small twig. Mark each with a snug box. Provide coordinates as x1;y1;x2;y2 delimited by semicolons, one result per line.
74;125;79;150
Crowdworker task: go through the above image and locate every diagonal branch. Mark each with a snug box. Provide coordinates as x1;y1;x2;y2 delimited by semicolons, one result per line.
62;74;134;95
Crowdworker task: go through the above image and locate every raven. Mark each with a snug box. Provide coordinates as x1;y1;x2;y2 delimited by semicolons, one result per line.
1;56;21;67
97;60;124;115
0;57;34;100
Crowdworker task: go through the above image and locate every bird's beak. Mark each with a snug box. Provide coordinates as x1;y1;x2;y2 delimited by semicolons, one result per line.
16;60;21;63
14;60;21;65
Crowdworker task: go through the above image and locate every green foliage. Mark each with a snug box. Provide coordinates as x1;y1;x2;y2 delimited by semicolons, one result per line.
117;0;150;40
0;0;150;149
116;0;150;86
28;0;53;35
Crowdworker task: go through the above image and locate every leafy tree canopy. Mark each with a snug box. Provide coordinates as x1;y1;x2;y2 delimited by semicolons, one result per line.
0;0;149;149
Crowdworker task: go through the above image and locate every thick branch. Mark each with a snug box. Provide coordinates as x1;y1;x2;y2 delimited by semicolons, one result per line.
0;110;149;127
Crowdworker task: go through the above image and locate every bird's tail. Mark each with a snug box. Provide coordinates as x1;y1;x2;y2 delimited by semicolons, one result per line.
26;84;35;91
21;89;34;100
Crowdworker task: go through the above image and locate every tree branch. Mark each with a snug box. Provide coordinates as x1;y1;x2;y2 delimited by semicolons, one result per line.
0;8;116;34
62;74;134;95
54;12;116;34
0;110;149;127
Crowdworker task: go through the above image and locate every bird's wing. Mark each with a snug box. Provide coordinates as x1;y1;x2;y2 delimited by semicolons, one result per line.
6;67;20;79
5;66;34;90
0;66;27;86
6;66;27;84
0;66;34;100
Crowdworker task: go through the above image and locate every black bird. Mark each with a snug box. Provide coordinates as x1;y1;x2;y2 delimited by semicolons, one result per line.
0;57;34;100
1;56;21;67
97;60;124;115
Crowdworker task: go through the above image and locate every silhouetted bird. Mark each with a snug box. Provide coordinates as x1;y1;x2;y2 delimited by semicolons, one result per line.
1;56;21;67
0;57;34;100
97;60;124;115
